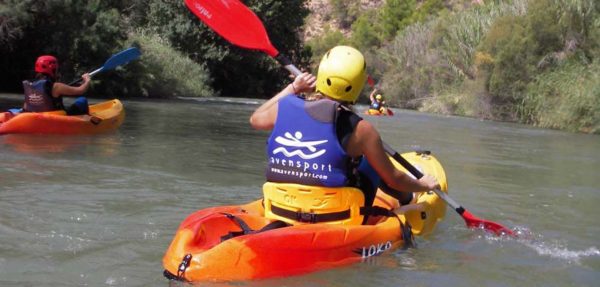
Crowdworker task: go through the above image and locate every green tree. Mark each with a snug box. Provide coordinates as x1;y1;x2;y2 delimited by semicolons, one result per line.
350;13;381;51
0;0;127;93
380;0;416;39
1;0;310;99
477;0;599;121
478;15;536;119
132;0;311;98
329;0;361;29
410;0;447;23
306;29;348;65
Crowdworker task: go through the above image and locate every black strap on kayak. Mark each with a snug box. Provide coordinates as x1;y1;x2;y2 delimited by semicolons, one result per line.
220;212;255;241
219;212;289;242
163;269;179;281
259;220;290;231
270;205;398;224
220;208;415;249
270;205;351;223
361;206;415;249
360;206;396;217
401;221;415;249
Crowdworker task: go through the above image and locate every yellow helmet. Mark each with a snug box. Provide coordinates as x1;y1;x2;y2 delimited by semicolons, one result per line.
315;46;367;104
375;94;383;101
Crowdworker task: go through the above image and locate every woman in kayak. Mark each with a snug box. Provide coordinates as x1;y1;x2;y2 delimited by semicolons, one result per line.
250;46;439;223
22;55;91;115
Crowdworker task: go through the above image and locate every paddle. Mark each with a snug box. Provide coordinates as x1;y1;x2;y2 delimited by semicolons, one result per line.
367;75;376;88
184;0;514;236
183;0;301;76
381;142;515;236
68;47;142;86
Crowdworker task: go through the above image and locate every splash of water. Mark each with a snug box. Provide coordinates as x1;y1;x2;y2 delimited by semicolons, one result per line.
529;243;599;261
484;226;600;263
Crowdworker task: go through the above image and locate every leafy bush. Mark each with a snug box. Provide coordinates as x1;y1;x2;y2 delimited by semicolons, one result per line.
1;0;311;98
329;0;361;29
306;28;349;65
476;0;598;122
380;0;416;39
139;0;311;98
523;61;600;133
478;14;537;120
377;0;530;111
410;0;447;23
94;32;213;98
350;12;381;51
378;21;445;108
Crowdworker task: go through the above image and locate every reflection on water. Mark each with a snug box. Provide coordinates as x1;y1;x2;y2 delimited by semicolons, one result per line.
2;134;121;155
1;94;599;286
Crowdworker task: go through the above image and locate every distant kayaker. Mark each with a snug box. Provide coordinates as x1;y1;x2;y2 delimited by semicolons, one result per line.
369;88;387;113
22;55;91;115
250;46;439;224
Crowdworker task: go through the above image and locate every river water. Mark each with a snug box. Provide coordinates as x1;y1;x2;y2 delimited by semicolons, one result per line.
1;94;599;286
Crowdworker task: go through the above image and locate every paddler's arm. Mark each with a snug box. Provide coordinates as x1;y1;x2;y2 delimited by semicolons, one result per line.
250;72;316;130
369;89;377;103
53;73;91;97
347;120;440;193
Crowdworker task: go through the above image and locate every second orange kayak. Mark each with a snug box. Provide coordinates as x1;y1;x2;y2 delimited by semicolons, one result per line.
0;99;125;135
365;107;394;116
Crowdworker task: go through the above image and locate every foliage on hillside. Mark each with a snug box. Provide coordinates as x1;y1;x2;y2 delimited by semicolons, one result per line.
0;0;597;133
0;0;310;98
306;0;599;133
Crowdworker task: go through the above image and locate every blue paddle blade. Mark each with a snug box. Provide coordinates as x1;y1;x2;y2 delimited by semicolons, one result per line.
69;47;142;85
101;47;142;72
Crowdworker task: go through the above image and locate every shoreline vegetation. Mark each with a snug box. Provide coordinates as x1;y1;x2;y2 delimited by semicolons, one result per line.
1;0;598;134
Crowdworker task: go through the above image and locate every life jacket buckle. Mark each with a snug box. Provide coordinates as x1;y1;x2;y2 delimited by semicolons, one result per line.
297;212;317;223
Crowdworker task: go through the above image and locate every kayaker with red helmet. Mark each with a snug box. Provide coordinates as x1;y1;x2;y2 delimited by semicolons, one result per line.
22;55;91;115
250;46;439;224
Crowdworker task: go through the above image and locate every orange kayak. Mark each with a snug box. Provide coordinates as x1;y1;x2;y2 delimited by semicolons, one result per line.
365;107;394;116
0;99;124;135
162;152;447;282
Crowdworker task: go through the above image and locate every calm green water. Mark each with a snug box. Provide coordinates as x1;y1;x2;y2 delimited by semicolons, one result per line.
1;94;599;286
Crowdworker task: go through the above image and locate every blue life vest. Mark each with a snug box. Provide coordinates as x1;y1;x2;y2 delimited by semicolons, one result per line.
266;95;352;187
370;101;381;110
22;79;63;112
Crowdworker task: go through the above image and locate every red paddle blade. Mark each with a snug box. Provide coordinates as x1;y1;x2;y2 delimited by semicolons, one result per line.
462;210;515;236
184;0;279;57
367;75;375;87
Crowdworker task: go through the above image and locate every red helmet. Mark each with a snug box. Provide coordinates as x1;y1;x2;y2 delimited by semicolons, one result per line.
35;55;59;77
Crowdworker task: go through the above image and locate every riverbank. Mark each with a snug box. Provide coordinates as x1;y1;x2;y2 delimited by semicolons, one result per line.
305;0;599;135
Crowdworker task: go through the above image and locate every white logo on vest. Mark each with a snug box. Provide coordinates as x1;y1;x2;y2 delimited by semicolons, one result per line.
273;131;327;160
270;131;333;181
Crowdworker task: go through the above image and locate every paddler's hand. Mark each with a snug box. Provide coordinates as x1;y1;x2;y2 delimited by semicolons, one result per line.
291;72;316;94
81;73;91;84
419;174;440;191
